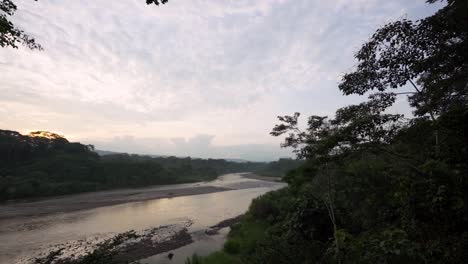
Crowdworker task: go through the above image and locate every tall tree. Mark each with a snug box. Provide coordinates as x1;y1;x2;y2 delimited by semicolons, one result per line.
339;0;467;117
337;0;467;157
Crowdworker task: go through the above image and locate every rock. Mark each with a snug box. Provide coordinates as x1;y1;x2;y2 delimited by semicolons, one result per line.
204;229;218;236
168;252;174;260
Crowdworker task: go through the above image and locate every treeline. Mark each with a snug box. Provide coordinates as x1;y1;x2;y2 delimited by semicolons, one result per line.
253;158;303;177
0;130;299;201
188;1;467;263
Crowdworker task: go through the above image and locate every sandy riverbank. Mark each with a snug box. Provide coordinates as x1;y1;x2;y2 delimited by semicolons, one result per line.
0;185;230;220
241;172;283;182
0;173;279;220
0;173;284;263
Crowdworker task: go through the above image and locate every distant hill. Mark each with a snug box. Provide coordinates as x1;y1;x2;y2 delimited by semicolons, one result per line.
216;158;251;163
94;149;120;156
95;150;255;163
0;130;258;200
0;129;302;201
94;149;167;158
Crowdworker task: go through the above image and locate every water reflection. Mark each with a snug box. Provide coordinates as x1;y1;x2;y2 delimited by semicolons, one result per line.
140;228;231;264
0;174;285;263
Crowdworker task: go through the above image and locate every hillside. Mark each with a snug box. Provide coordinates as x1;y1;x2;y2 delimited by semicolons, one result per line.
0;130;301;201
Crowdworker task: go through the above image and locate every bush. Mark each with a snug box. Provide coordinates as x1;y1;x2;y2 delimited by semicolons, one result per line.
223;240;241;254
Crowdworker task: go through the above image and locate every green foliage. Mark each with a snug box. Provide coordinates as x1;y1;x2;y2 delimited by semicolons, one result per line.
223;240;241;254
339;0;468;117
0;0;42;49
194;1;467;263
248;187;295;223
253;158;303;178
186;252;241;264
3;1;466;263
0;129;278;201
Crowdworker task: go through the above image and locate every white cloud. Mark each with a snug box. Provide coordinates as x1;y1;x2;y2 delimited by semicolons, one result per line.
0;0;441;160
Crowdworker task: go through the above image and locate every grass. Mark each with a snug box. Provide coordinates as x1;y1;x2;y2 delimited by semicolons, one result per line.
186;252;242;264
185;217;268;264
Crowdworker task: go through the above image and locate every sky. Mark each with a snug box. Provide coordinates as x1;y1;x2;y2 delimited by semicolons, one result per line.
0;0;442;161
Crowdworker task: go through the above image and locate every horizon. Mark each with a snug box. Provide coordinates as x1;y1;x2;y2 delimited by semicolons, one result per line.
1;1;465;263
3;128;292;162
1;0;442;161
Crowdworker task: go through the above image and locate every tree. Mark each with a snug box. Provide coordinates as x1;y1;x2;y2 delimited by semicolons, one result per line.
338;0;468;156
339;0;467;117
267;1;467;262
0;0;41;49
1;0;169;50
146;0;169;5
271;92;403;162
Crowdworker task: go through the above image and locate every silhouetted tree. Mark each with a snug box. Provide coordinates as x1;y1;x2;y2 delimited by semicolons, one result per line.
339;0;467;156
1;0;170;50
0;0;41;49
146;0;169;5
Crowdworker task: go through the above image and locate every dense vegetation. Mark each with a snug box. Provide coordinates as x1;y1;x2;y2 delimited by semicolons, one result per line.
253;158;303;178
0;130;298;201
188;1;467;263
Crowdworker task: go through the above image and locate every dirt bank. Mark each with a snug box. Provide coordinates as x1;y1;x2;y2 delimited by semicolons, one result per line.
241;172;282;182
0;185;230;220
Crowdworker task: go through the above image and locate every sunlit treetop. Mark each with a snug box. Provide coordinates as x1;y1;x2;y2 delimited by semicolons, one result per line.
28;131;67;141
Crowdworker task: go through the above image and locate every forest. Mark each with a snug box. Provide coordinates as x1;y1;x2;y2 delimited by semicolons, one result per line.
0;130;297;201
187;0;468;263
1;0;466;263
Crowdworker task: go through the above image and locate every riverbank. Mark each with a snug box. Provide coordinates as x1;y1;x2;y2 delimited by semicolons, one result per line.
0;185;230;220
240;172;282;182
0;173;286;263
27;215;245;264
0;173;278;220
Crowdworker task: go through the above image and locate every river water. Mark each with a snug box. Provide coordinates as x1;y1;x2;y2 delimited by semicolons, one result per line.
0;173;285;264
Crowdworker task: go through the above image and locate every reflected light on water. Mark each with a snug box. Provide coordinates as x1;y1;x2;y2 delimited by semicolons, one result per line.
0;174;285;263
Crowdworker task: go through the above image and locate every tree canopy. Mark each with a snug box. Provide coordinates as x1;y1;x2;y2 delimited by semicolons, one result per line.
0;129;297;201
0;0;41;49
189;1;468;263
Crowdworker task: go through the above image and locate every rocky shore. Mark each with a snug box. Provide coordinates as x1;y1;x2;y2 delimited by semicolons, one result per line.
27;216;245;264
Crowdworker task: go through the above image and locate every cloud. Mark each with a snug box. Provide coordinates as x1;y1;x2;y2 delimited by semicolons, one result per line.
0;0;442;160
88;134;293;162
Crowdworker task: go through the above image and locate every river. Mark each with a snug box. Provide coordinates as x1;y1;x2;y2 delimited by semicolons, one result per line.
0;173;285;264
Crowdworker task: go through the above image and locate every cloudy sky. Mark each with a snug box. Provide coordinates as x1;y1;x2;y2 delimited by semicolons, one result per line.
0;0;442;161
